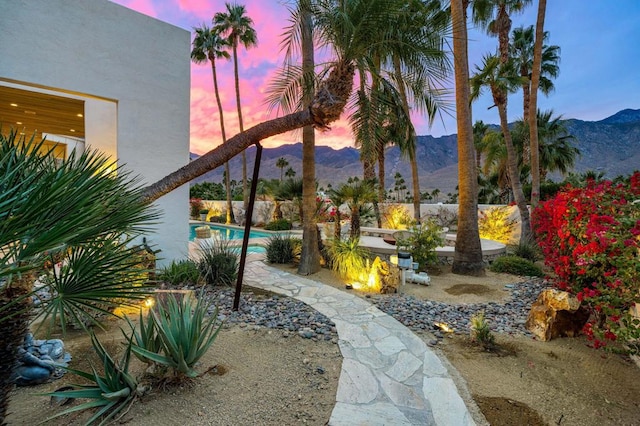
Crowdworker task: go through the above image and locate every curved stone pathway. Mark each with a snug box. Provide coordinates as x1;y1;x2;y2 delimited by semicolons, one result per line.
243;260;476;426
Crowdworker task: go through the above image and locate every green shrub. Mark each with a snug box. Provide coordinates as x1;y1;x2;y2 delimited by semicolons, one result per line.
397;219;444;270
158;259;201;285
326;237;371;282
489;255;543;277
130;293;223;379
264;218;292;231
478;206;517;244
508;239;541;262
265;233;301;264
197;238;239;286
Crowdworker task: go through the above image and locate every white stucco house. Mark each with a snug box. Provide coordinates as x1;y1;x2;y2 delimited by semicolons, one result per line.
0;0;191;265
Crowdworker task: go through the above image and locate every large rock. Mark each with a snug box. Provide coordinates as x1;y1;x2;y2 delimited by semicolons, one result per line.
526;289;590;341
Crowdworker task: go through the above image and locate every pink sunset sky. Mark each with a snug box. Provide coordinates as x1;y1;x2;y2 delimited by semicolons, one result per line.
111;0;640;155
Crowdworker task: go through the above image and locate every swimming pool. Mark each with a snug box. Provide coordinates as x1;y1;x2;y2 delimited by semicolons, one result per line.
189;224;273;241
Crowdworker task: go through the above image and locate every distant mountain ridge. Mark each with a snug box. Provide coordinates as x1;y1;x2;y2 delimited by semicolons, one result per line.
190;108;640;194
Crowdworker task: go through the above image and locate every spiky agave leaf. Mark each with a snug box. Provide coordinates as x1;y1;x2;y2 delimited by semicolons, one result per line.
41;331;138;425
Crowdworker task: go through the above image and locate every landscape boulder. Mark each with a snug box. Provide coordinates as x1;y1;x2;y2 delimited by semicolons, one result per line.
525;289;590;341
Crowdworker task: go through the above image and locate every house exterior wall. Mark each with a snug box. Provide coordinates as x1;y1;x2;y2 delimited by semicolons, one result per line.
0;0;191;265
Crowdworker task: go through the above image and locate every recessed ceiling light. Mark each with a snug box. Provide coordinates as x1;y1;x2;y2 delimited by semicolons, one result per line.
10;103;18;107
16;121;22;125
77;113;83;117
70;129;76;132
24;110;36;115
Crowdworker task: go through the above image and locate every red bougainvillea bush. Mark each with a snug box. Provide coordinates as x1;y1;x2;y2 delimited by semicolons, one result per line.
532;172;640;353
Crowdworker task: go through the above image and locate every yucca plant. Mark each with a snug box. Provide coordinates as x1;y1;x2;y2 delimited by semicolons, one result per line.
158;259;201;285
265;233;301;264
326;237;371;282
43;331;141;426
470;311;495;349
0;130;158;421
197;238;239;286
130;293;223;379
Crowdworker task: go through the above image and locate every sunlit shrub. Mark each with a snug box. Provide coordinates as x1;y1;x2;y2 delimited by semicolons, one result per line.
478;206;517;244
381;204;414;229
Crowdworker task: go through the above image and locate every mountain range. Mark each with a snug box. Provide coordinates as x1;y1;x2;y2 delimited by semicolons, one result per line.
190;108;640;195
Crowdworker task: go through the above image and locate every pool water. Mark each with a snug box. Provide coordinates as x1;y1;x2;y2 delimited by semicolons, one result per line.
189;224;273;241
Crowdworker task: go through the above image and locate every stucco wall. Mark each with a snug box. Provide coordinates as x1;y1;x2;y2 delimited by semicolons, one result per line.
0;0;191;265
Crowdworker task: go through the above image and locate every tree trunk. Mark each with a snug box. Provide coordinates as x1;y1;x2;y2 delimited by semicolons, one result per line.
209;55;235;225
451;0;485;276
142;60;354;203
297;3;320;275
497;100;532;242
0;275;33;424
393;56;421;223
232;44;248;211
529;0;547;208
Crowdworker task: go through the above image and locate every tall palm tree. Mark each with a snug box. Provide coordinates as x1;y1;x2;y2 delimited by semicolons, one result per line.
472;0;532;64
450;0;485;276
214;2;258;212
191;24;235;224
531;109;579;181
473;120;490;169
529;0;548;207
509;25;559;130
471;54;532;241
0;132;157;420
276;157;289;181
471;0;532;242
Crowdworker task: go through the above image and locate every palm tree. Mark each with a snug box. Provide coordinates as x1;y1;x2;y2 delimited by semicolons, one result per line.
142;1;413;203
471;0;533;242
529;0;549;207
0;132;157;420
450;0;485;276
473;120;490;169
509;25;559;131
471;54;532;241
339;179;378;239
532;109;579;181
191;24;235;224
214;2;258;212
285;167;296;178
472;0;532;64
276;157;289;181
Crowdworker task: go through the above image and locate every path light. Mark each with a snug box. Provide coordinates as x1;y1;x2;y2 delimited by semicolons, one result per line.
434;322;454;333
144;297;155;308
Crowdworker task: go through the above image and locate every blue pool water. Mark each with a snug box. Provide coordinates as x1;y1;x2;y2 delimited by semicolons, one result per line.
189;224;273;241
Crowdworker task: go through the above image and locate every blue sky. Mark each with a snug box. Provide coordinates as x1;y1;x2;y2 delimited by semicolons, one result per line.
111;0;640;153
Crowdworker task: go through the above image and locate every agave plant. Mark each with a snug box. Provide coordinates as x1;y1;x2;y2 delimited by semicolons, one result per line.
130;293;223;379
43;331;141;426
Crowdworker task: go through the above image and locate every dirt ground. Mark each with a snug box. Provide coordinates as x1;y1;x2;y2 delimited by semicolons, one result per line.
8;318;342;426
8;263;640;425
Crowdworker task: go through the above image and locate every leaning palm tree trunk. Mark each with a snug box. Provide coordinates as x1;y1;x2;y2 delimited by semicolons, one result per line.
142;61;354;203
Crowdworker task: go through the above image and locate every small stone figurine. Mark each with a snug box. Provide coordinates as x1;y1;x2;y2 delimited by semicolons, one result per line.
12;333;72;386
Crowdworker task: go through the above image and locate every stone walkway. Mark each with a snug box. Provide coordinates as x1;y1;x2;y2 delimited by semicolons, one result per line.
243;260;476;426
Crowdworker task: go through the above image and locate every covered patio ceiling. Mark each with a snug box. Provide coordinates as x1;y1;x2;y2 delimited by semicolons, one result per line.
0;85;85;139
